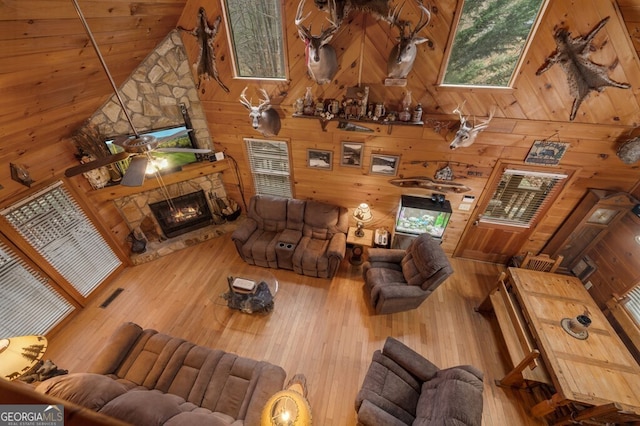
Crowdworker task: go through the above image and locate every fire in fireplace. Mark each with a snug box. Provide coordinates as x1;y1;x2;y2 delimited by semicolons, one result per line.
149;190;213;238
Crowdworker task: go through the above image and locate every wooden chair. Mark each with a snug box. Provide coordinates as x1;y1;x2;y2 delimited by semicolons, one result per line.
519;252;563;273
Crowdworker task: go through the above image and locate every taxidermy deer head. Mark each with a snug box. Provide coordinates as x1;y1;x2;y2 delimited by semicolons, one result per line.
449;103;495;150
239;87;281;137
313;0;392;24
617;136;640;164
387;1;431;79
296;0;340;85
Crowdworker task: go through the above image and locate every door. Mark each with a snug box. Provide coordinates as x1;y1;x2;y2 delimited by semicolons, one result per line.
454;163;573;263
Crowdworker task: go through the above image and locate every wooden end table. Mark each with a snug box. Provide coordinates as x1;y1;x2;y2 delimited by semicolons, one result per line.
347;227;374;265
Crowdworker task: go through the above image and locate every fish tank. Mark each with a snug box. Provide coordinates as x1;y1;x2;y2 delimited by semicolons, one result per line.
393;195;452;249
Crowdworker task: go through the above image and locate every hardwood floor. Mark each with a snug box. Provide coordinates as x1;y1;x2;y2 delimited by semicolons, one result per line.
45;232;549;425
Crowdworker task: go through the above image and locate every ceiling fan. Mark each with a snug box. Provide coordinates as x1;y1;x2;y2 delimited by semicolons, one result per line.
64;0;211;187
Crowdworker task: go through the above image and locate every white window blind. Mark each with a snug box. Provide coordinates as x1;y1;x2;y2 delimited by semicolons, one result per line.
1;181;121;297
0;240;74;336
245;138;292;198
624;286;640;327
480;169;567;227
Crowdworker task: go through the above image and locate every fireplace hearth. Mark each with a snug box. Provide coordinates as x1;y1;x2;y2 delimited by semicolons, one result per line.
149;190;212;238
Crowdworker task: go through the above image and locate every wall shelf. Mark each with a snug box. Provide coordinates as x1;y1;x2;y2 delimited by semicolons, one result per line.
292;114;424;133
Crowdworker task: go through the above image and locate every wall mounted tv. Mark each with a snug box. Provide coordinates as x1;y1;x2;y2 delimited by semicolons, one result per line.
104;125;200;177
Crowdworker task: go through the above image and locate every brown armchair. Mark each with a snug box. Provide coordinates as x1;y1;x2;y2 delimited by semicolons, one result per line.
355;337;484;426
362;233;453;314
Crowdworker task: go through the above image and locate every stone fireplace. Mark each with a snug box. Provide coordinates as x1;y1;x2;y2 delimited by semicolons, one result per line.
113;171;236;264
149;190;212;238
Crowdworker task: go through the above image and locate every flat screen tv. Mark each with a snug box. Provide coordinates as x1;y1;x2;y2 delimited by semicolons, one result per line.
104;125;199;177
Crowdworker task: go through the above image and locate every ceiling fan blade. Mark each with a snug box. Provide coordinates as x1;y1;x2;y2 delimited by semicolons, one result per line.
155;128;191;145
120;156;148;187
64;152;131;177
155;147;212;153
112;135;133;148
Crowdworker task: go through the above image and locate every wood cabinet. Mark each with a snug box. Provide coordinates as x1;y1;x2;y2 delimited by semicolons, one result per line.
543;189;638;275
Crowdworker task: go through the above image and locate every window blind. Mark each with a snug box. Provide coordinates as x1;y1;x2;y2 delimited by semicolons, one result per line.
480;169;567;227
245;138;292;198
1;181;121;297
624;286;640;327
0;240;74;336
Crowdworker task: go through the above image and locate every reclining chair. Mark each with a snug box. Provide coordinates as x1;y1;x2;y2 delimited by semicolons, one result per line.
355;337;484;425
362;233;453;314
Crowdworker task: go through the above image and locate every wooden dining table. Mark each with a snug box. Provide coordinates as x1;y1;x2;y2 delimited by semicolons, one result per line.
506;267;640;419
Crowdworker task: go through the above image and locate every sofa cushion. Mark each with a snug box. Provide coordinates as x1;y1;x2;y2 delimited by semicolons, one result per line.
35;373;129;411
414;367;484;426
164;410;236;426
302;200;345;239
99;389;184;425
249;195;288;232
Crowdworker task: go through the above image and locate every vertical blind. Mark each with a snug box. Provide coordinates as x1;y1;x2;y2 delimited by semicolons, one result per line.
0;240;74;336
245;138;292;198
480;169;568;227
1;181;121;297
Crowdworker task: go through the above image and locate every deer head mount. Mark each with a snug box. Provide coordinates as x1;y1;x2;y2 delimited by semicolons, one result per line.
313;0;393;24
449;103;495;150
387;1;431;79
239;87;281;137
296;0;340;85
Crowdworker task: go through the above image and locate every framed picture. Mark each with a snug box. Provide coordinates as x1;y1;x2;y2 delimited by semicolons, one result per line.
307;149;333;170
370;154;400;176
524;140;569;166
340;142;364;168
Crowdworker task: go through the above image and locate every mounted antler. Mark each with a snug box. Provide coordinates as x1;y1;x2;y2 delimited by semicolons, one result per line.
387;1;431;79
449;102;495;150
239;87;281;137
296;0;340;85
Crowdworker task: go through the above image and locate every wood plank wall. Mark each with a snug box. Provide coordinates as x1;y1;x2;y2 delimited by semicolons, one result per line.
2;0;640;264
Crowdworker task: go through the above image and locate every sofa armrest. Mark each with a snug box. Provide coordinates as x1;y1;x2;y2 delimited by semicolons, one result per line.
382;337;439;382
231;218;258;243
326;232;347;259
367;248;405;263
279;229;302;245
241;363;287;425
88;322;143;375
356;399;407;426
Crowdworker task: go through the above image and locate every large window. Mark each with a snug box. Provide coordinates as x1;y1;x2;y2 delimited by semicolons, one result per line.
1;181;122;297
222;0;287;79
0;239;74;336
480;169;567;227
442;0;546;87
245;138;292;197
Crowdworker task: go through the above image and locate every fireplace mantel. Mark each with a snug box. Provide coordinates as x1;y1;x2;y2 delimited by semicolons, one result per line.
86;159;230;203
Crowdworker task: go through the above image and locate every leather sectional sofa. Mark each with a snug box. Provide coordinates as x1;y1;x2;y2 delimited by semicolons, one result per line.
36;322;286;425
231;195;349;278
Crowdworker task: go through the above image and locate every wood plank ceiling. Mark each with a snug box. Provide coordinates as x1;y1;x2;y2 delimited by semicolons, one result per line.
1;0;640;204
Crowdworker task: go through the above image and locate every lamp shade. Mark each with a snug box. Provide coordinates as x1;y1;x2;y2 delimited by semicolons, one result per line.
261;374;312;426
353;203;373;222
0;335;47;381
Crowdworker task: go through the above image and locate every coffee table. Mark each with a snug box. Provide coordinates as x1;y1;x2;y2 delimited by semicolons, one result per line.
220;270;279;314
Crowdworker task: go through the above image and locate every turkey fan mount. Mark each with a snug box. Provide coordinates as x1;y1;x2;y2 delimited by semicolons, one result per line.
536;17;631;121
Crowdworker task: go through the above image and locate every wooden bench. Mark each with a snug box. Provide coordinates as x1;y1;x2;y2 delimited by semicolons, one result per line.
478;272;552;388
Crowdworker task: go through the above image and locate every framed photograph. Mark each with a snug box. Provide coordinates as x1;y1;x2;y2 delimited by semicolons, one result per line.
307;149;333;170
340;142;364;168
524;140;569;166
370;154;400;176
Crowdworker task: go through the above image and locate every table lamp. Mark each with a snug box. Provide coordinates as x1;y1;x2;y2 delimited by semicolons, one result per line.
0;335;47;381
353;203;373;237
261;374;312;426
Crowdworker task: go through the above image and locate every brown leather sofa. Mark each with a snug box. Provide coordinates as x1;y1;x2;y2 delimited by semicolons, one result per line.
232;195;348;278
36;322;286;425
362;233;453;314
355;337;484;426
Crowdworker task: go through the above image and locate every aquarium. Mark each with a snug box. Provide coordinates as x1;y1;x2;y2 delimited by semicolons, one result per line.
393;195;452;248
